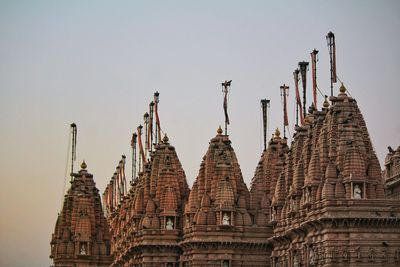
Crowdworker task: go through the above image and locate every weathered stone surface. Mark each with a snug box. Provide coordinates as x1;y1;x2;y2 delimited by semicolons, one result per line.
108;136;190;267
50;162;113;267
269;85;400;267
53;85;400;267
181;129;271;266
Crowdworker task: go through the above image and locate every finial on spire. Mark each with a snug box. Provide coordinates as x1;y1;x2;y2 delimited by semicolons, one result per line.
163;133;169;143
217;125;223;135
339;82;346;93
323;95;330;108
275;128;281;138
81;160;87;170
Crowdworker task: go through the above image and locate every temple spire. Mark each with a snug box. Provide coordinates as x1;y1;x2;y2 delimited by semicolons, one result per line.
221;80;232;135
261;99;270;151
51;162;112;266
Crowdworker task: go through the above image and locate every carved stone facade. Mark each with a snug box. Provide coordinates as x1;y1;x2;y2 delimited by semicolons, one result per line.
108;135;190;267
181;127;271;266
50;162;113;267
249;128;289;226
269;85;400;267
384;146;400;199
53;87;400;267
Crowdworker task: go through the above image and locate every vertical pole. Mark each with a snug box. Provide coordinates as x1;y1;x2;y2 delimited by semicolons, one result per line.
131;133;137;182
113;177;116;211
115;169;120;205
70;123;77;179
222;80;231;135
110;181;114;213
326;31;336;97
154;92;161;144
280;84;289;139
311;49;319;109
122;155;126;196
108;183;112;212
149;102;154;152
261;99;270;151
137;125;145;171
299;61;309;116
261;99;267;151
293;69;299;126
296;98;299;126
118;160;123;199
144;112;149;159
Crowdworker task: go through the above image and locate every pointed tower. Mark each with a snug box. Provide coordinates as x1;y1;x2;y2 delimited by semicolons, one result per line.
50;161;113;267
182;127;271;267
109;134;190;267
250;128;289;226
270;84;400;267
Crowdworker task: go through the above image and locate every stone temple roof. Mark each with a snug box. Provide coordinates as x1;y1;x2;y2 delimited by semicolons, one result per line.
108;135;190;266
50;162;112;266
249;129;289;213
270;84;385;224
185;128;251;227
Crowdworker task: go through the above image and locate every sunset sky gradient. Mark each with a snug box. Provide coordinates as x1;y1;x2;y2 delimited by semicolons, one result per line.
1;1;399;266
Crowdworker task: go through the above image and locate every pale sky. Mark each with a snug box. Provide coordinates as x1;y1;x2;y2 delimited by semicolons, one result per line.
1;1;399;266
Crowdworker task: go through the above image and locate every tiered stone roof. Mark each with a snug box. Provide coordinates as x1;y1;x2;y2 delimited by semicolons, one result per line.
50;162;113;267
51;83;400;267
272;84;386;224
181;127;271;266
249;128;289;226
109;134;190;267
184;127;251;227
270;85;400;267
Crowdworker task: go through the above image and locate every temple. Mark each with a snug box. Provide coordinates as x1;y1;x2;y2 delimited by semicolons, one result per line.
50;161;113;267
50;32;400;267
181;126;270;266
268;84;400;266
108;134;190;266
